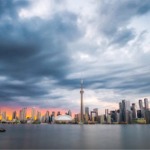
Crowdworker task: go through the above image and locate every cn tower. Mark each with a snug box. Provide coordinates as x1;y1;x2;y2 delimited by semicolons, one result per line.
80;80;84;123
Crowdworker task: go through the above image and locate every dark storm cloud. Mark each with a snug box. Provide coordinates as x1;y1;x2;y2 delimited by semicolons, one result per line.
0;81;48;98
0;0;29;18
0;0;81;106
0;11;80;80
98;0;150;46
0;0;150;108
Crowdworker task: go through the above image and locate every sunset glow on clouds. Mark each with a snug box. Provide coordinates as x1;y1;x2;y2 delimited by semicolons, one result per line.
0;0;150;116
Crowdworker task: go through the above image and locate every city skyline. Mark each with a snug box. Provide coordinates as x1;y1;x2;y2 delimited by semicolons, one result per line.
0;97;149;122
0;0;150;112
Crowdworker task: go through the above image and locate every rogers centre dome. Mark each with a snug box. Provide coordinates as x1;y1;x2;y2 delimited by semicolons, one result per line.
55;115;73;122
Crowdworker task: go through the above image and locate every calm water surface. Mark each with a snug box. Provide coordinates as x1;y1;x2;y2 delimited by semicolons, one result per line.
0;124;150;149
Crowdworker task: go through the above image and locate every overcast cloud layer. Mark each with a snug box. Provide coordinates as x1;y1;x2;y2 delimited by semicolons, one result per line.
0;0;150;112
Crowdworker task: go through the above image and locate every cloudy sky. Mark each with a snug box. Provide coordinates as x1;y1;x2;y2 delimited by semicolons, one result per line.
0;0;150;114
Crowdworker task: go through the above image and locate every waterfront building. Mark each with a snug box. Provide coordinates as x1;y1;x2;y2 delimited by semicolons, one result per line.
45;111;50;123
115;110;120;123
119;100;131;123
139;99;143;109
93;108;98;121
12;111;17;120
107;115;111;124
57;111;61;116
74;114;80;123
41;115;45;123
110;110;119;123
85;107;90;122
99;115;105;124
85;107;89;116
111;111;115;122
105;109;109;117
84;113;89;122
51;115;55;123
90;108;98;122
119;102;123;122
55;115;73;123
36;111;41;121
105;109;109;122
19;108;27;121
52;111;55;117
19;110;22;121
145;110;150;124
128;111;132;124
137;110;142;118
131;103;137;119
31;107;36;121
1;112;6;121
139;99;145;118
68;110;72;116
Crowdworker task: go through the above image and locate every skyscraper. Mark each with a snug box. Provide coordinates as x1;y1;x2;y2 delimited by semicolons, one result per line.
84;107;89;122
51;111;55;123
123;100;130;123
1;112;6;121
93;108;98;116
144;98;149;123
90;108;98;122
80;80;84;123
105;109;109;123
19;108;27;121
85;107;89;116
12;111;17;120
144;98;149;110
139;99;145;118
57;111;61;116
31;107;36;121
119;102;123;122
68;110;72;116
36;111;41;121
139;99;143;110
105;109;109;117
45;111;50;123
52;111;55;117
131;103;137;119
119;100;131;123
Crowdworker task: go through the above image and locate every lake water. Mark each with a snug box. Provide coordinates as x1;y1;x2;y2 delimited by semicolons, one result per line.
0;124;150;149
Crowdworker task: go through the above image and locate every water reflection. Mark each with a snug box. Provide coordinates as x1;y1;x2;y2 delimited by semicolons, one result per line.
0;124;150;149
119;125;150;149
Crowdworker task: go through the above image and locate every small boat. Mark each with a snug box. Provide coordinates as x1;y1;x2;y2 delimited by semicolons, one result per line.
0;128;6;132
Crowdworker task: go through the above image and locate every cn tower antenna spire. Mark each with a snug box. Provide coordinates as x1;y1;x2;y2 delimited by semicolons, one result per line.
81;79;83;89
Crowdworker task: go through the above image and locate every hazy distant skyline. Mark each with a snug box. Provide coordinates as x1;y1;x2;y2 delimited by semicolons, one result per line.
0;0;150;112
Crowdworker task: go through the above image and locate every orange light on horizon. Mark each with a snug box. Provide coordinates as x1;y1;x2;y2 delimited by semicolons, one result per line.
0;106;75;120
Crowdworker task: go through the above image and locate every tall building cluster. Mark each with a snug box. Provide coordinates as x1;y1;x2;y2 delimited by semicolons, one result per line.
74;98;150;124
0;108;72;124
75;107;99;123
0;98;150;124
118;98;150;124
